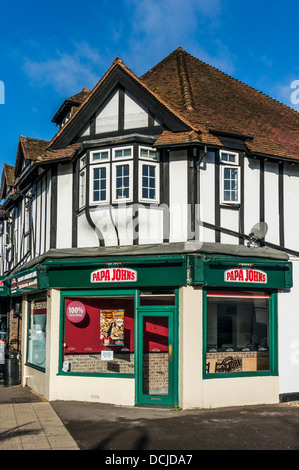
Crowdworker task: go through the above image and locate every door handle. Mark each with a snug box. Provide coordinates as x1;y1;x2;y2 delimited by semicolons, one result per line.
169;344;173;361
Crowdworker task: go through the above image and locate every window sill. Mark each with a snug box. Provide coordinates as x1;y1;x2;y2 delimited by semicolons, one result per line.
204;370;277;379
25;362;46;373
57;371;135;378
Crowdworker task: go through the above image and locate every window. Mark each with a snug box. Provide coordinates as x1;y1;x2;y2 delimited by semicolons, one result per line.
139;162;159;203
27;298;47;370
112;161;133;203
90;164;110;204
90;149;110;162
79;154;87;169
139;146;158;161
220;150;239;165
79;169;86;208
116;165;130;199
5;220;12;249
221;166;240;204
205;290;272;375
24;201;30;234
112;146;133;160
62;296;135;375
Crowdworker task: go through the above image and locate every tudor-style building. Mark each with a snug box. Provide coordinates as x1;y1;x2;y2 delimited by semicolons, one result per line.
0;47;298;408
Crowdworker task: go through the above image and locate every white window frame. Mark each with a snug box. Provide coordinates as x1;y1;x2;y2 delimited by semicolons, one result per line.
90;148;110;163
220;165;240;205
79;169;86;208
24;200;30;235
89;163;110;205
139;146;159;161
79;154;87;169
220;150;239;165
112;161;133;203
138;161;160;203
112;146;133;161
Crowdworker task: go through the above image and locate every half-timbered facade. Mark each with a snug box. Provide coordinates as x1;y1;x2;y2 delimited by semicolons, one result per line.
0;48;298;408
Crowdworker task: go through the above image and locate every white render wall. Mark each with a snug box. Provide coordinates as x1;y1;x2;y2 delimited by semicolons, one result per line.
56;164;73;249
243;157;260;237
96;90;119;133
278;257;299;396
264;161;280;246
199;151;215;243
283;162;299;251
169;149;188;242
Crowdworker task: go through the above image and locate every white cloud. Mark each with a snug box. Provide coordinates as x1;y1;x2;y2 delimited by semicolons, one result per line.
122;0;232;76
22;1;233;96
23;42;105;96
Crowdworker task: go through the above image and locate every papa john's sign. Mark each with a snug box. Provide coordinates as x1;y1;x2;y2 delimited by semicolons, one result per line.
224;268;267;284
91;267;137;283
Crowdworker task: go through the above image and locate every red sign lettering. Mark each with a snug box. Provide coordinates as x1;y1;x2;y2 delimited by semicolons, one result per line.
91;268;137;283
225;268;267;284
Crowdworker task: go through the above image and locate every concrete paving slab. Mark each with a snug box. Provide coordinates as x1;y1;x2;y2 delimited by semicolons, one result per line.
0;402;80;450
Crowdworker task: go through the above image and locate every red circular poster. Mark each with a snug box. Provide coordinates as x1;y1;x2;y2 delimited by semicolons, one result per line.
66;301;86;323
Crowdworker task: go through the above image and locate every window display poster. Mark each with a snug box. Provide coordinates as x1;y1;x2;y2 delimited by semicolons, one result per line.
100;309;124;346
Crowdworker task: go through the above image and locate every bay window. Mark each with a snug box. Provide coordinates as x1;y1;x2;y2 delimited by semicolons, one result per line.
112;161;133;203
113;146;133;160
91;164;110;204
90;148;110;162
139;162;159;203
82;145;159;207
139;146;158;161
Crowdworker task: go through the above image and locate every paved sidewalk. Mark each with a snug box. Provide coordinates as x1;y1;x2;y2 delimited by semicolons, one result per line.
0;400;79;450
1;383;299;450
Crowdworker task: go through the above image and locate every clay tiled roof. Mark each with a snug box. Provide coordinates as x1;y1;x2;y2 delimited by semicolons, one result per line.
47;47;299;160
2;163;15;186
17;135;80;164
155;130;201;146
0;164;15;200
19;135;50;161
142;47;299;160
67;87;91;104
37;143;81;161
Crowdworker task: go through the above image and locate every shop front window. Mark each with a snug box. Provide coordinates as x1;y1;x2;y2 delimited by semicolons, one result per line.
63;296;135;375
27;298;47;370
206;290;270;375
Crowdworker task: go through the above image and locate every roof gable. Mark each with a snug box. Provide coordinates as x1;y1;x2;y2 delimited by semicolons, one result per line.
52;87;91;125
14;136;50;178
49;58;192;150
0;164;15;200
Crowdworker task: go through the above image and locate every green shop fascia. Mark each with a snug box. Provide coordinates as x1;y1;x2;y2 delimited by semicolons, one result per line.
4;250;292;294
1;246;293;404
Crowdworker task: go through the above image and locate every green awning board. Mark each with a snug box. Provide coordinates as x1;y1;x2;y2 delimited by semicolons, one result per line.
2;243;293;294
190;255;293;289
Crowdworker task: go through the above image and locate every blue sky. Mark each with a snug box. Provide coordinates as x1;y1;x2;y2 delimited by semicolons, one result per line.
0;0;298;179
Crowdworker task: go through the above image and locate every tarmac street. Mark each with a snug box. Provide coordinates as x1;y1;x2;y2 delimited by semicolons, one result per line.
0;383;299;451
